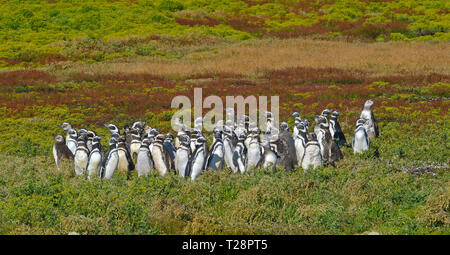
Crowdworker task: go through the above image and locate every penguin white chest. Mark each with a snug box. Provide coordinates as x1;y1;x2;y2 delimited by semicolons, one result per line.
136;150;152;177
191;150;205;181
294;138;306;166
104;151;119;179
152;147;168;176
175;149;190;177
247;144;261;169
74;150;88;175
117;149;129;173
353;130;369;154
302;144;322;171
87;152;102;179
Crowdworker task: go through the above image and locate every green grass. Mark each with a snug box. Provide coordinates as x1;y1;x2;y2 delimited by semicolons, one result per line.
0;123;448;235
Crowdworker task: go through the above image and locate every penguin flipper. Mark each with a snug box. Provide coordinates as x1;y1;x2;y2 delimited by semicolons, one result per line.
125;148;135;171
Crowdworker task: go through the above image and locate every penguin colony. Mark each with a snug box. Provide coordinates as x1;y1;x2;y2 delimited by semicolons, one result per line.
53;100;379;180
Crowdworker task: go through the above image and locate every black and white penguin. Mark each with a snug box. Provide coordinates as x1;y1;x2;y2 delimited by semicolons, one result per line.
222;126;237;172
205;128;224;170
128;128;142;165
103;137;119;180
175;135;191;178
246;129;263;171
85;130;96;153
66;128;78;155
261;131;278;170
117;135;135;179
59;122;73;148
190;136;207;180
301;132;323;171
164;133;176;164
104;123;120;136
360;99;379;138
87;136;103;180
233;132;247;174
321;109;331;119
329;111;347;148
294;122;308;167
136;137;154;177
52;135;74;170
292;112;301;139
314;115;330;163
152;134;172;176
74;134;89;176
132;121;146;134
353;118;370;154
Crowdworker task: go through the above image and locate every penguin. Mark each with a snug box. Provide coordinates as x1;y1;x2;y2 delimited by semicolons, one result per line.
151;134;172;176
302;132;323;171
329;111;347;147
163;133;176;164
128;128;142;165
104;123;120;136
52;135;74;170
59;122;73;147
85;130;96;152
233;132;247;174
132;121;146;134
246;129;263;171
74;134;89;176
190;136;207;181
321;109;331;119
294;122;308;167
360;99;379;138
87;136;103;180
103;137;119;180
292;112;301;138
175;135;191;178
117;135;135;179
136;137;154;177
353;118;370;154
148;128;159;153
66;128;78;155
205;128;224;170
222;125;237;172
314;115;330;164
261;131;278;170
278;122;297;170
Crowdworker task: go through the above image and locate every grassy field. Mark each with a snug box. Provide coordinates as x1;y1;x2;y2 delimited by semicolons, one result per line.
0;0;449;234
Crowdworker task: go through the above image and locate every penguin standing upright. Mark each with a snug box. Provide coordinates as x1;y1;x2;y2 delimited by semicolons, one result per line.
175;135;191;178
278;122;297;170
314;115;330;164
74;134;89;176
85;130;96;153
294;122;308;167
233;133;247;174
152;134;172;176
104;123;120;136
117;135;135;179
302;132;323;171
360;99;379;138
87;136;103;179
53;135;74;170
59;122;73;148
291;112;301;138
163;133;176;166
136;137;154;177
261;131;278;170
222;126;237;172
205;128;224;170
329;111;347;147
321;109;331;119
103;137;119;180
190;136;207;181
353;118;370;154
246;130;263;171
128;128;142;165
66;129;78;155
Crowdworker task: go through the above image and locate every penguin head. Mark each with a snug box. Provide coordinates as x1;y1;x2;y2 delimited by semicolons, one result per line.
155;134;165;143
296;123;307;133
77;129;88;136
265;111;273;120
54;135;65;144
292;112;300;119
213;128;222;139
294;116;302;124
165;132;174;141
237;132;247;142
68;128;78;139
302;119;309;127
356;118;366;127
364;99;374;109
196;136;207;146
280;122;289;132
86;130;96;140
92;136;102;144
180;135;191;146
141;137;151;147
59;122;72;131
314;115;327;125
321;109;331;117
122;124;130;134
132;121;145;131
144;125;152;134
104;124;119;134
331;111;339;120
111;132;120;140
